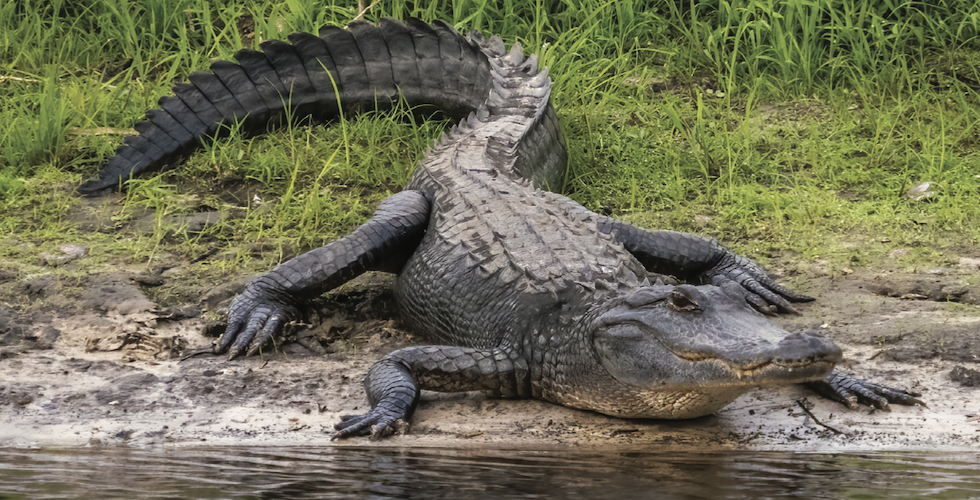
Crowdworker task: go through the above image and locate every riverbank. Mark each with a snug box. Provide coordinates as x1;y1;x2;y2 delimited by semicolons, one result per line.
2;247;977;451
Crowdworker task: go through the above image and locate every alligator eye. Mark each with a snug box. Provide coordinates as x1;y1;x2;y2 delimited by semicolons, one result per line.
667;289;701;313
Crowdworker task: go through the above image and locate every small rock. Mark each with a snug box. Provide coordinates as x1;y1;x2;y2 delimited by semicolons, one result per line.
162;305;201;320
39;244;88;267
87;334;127;352
39;252;73;267
949;366;980;387
959;257;980;270
114;372;161;390
907;181;934;200
889;248;909;259
60;244;88;258
19;277;58;298
34;326;60;349
133;274;164;287
161;267;184;278
183;211;222;232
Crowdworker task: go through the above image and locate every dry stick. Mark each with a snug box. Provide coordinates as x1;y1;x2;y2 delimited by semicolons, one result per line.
68;127;136;136
796;399;847;435
0;75;41;83
179;348;214;362
348;0;380;25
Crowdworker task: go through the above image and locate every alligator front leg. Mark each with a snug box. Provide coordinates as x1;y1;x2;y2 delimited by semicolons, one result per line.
333;345;529;439
807;369;925;410
215;190;430;358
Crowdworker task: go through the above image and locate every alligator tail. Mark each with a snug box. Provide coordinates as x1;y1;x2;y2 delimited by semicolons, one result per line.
409;33;567;192
78;18;494;194
483;40;567;191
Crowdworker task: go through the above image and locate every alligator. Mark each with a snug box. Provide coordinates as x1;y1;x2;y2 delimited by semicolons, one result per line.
81;18;923;438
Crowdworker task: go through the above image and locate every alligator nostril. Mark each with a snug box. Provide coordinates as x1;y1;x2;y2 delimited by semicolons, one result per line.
775;331;842;363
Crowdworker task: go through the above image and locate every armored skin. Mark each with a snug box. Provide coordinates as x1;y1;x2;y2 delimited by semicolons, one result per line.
82;18;923;438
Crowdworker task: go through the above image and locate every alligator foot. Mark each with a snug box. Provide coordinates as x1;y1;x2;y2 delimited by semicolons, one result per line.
806;369;925;410
333;411;407;440
706;255;814;316
215;285;299;360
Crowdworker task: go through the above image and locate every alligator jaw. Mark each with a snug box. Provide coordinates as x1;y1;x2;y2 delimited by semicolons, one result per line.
671;352;837;385
732;358;835;384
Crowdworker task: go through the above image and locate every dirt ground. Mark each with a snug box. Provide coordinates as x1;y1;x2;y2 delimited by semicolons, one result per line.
1;199;979;451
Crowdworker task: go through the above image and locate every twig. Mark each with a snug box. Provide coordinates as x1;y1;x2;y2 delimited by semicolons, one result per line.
796;399;847;435
347;0;380;26
68;127;136;136
868;348;888;360
0;75;41;83
179;348;214;362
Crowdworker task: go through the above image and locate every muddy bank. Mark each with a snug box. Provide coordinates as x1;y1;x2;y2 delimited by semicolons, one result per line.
1;218;978;451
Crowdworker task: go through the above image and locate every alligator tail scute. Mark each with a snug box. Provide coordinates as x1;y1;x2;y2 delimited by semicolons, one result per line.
78;19;494;195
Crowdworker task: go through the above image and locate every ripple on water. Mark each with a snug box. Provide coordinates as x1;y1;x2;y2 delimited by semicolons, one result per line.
0;447;979;499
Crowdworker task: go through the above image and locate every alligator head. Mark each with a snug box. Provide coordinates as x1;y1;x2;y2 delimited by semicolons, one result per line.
589;281;841;419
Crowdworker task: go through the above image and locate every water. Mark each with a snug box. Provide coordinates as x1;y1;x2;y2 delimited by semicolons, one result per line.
1;447;978;499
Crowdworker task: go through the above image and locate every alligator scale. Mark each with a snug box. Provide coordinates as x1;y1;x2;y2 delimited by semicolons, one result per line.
82;18;922;438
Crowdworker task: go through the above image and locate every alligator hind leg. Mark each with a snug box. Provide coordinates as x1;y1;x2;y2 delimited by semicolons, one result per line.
215;189;430;359
602;223;812;315
333;345;530;439
552;193;812;314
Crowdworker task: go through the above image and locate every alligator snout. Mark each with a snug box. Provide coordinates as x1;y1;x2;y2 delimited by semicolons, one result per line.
773;331;842;365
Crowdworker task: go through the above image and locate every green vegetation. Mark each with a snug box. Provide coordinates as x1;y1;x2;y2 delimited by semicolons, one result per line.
1;0;978;278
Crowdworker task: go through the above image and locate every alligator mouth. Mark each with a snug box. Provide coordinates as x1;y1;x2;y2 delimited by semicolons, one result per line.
672;352;834;382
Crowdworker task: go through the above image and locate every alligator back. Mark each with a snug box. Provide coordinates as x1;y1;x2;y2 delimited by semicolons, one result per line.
79;18;508;194
395;35;630;351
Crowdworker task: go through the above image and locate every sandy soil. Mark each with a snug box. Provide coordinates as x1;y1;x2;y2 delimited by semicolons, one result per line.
1;201;978;451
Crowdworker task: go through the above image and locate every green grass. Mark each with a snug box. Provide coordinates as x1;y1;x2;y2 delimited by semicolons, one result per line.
1;0;978;277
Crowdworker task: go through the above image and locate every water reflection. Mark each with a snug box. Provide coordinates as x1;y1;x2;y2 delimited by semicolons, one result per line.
1;447;978;499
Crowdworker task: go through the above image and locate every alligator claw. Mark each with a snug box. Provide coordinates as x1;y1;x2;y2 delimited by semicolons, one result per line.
806;369;925;410
226;346;244;361
333;411;403;440
215;283;298;359
741;289;779;315
705;252;812;315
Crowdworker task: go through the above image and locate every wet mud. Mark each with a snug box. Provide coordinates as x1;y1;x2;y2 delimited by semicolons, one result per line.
1;207;978;451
